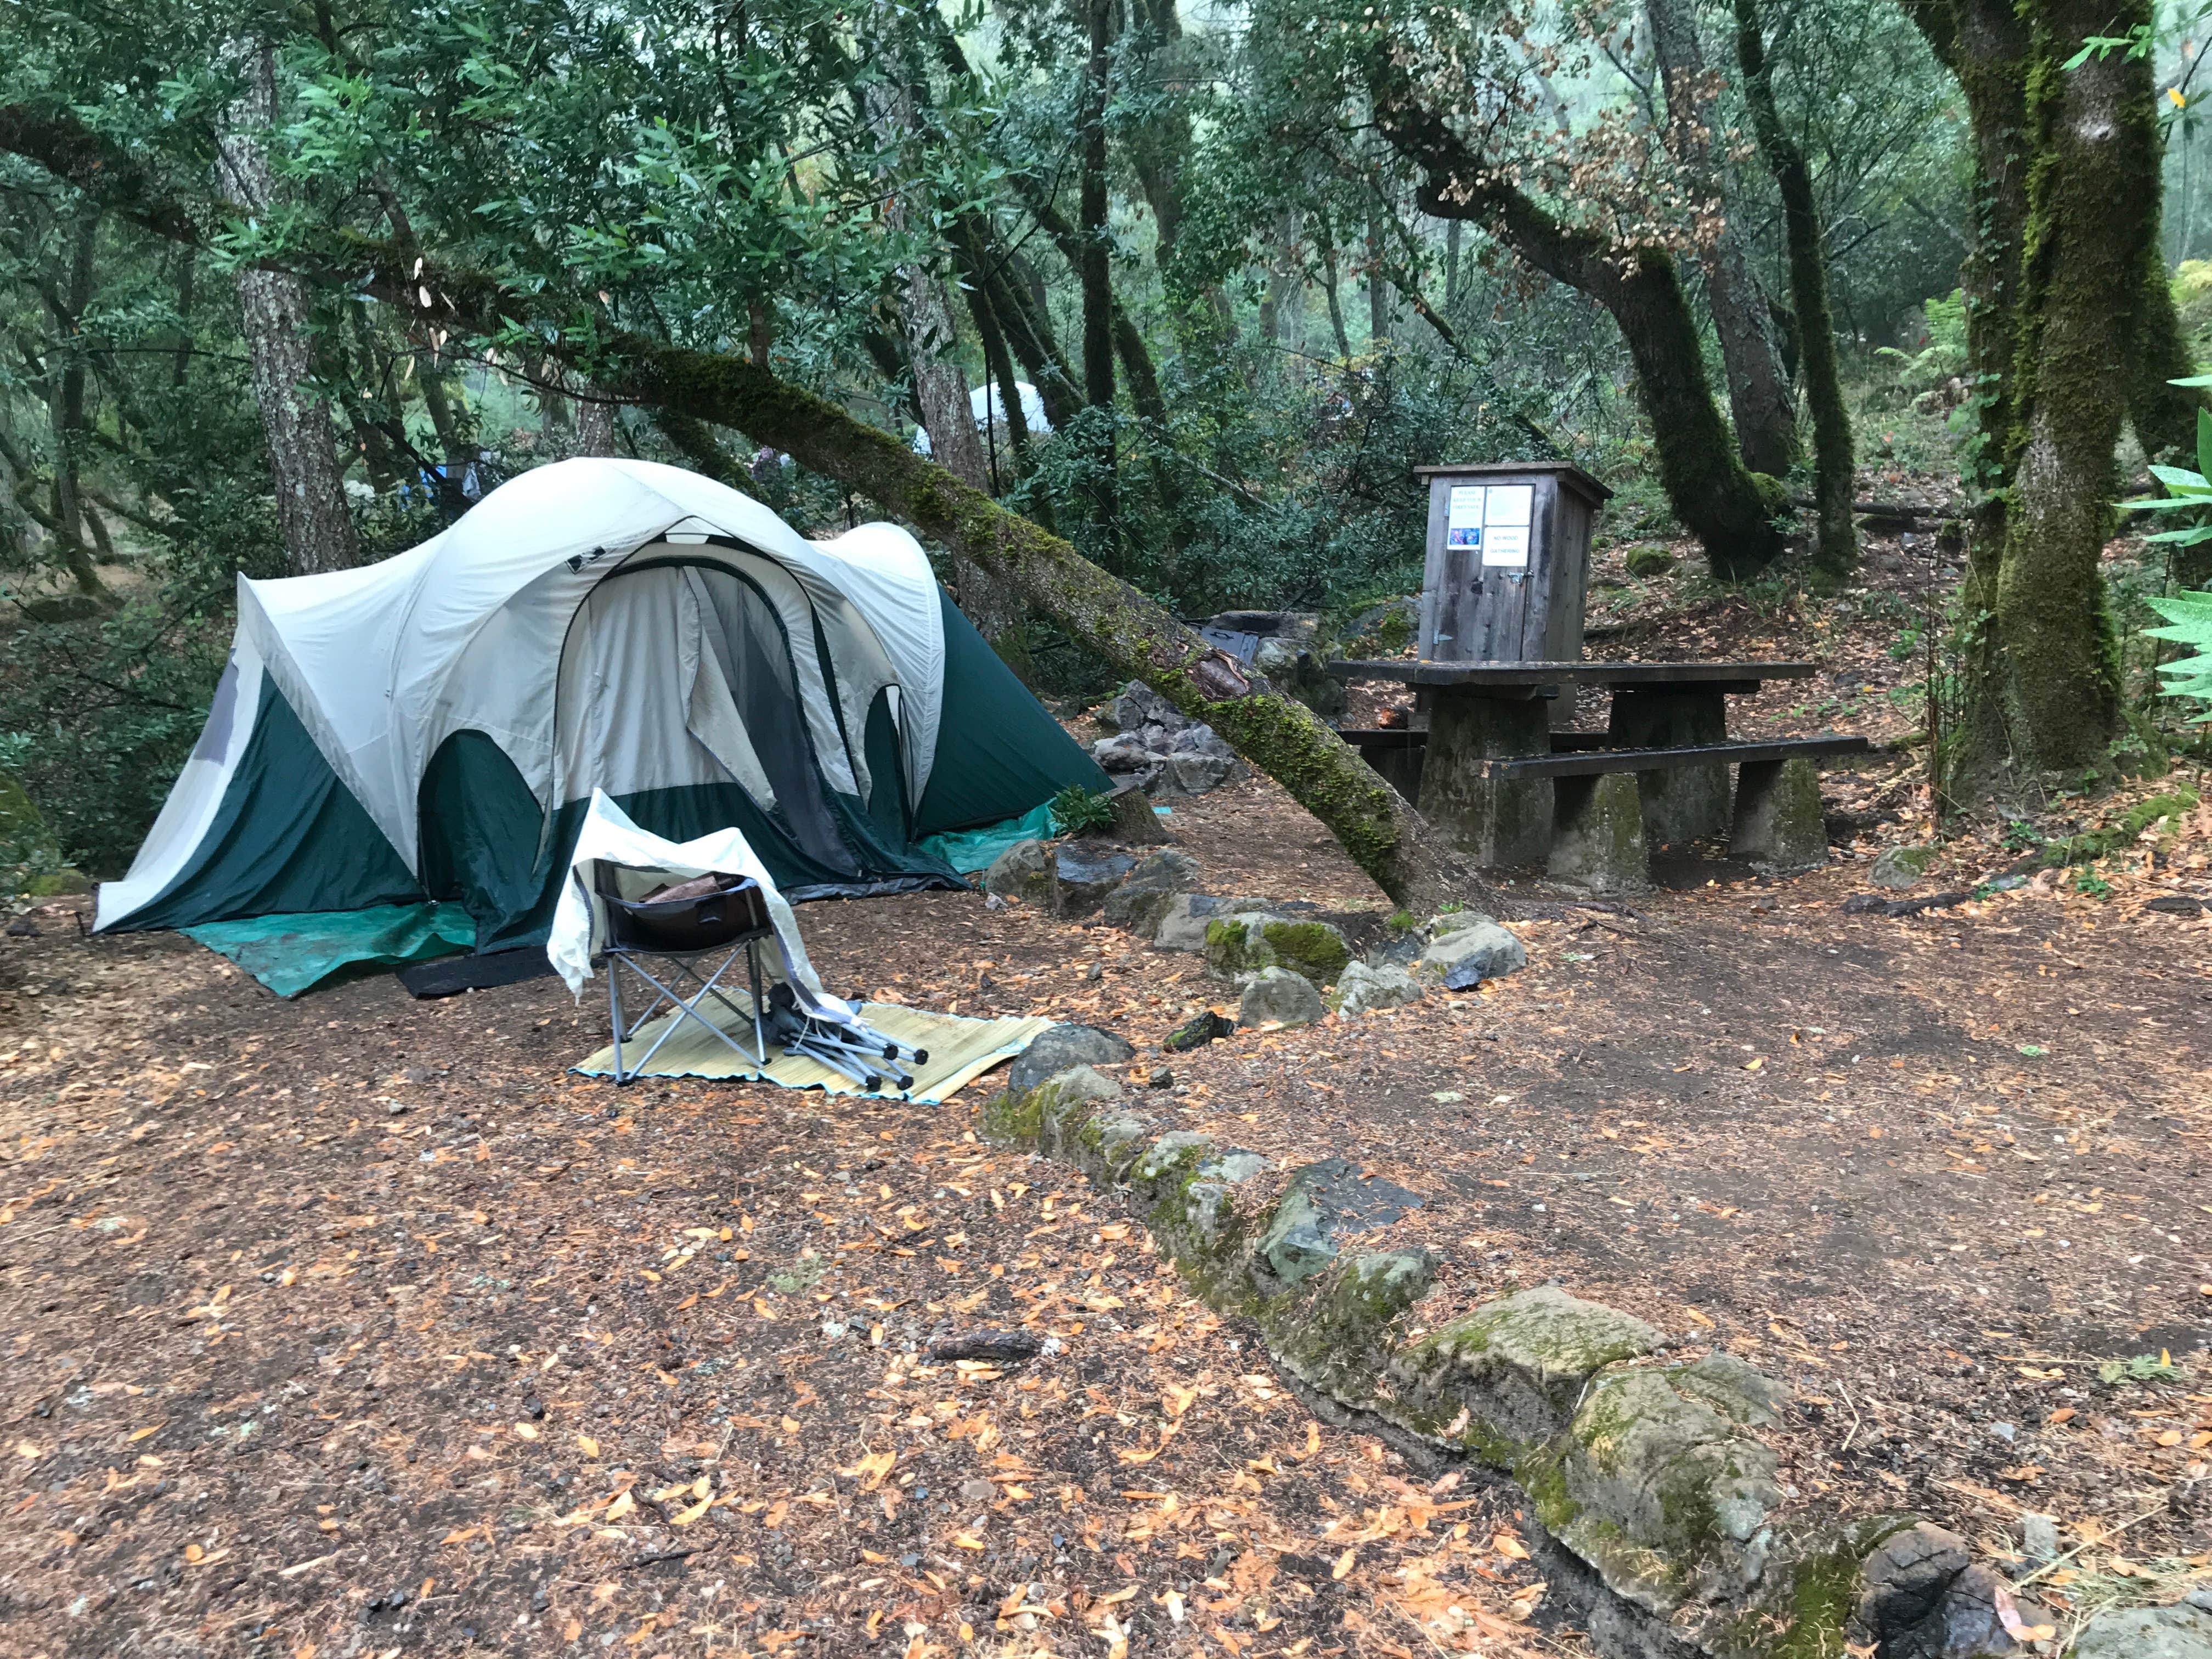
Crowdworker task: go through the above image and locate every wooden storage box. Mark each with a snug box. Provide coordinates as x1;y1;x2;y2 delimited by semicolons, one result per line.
1414;462;1611;664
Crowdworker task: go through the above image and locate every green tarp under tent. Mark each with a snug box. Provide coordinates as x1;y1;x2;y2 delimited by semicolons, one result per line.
97;458;1107;993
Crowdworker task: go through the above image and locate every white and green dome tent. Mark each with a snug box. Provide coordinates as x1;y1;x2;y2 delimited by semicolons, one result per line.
97;458;1105;990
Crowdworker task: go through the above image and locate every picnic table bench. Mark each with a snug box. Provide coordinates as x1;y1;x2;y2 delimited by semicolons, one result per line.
1326;658;1870;889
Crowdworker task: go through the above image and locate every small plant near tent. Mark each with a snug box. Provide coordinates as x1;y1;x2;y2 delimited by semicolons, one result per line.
1049;784;1116;837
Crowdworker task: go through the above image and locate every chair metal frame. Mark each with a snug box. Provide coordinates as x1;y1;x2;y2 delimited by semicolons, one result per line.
586;863;775;1085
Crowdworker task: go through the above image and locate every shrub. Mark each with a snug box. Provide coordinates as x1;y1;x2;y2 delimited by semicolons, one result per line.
1049;783;1116;837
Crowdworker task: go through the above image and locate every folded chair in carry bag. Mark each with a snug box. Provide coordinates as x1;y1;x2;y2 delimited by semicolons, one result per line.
588;864;774;1084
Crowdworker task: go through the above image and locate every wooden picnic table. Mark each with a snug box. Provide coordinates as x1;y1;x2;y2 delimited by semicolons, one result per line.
1325;658;1866;883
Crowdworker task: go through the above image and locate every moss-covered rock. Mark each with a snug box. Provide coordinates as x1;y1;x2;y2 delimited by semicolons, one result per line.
977;1086;1045;1146
1868;843;1938;889
982;837;1052;904
979;1063;1125;1154
1258;919;1351;983
1203;913;1350;984
961;1002;1993;1659
1271;1249;1436;1402
1548;1365;1782;1616
1390;1286;1663;1458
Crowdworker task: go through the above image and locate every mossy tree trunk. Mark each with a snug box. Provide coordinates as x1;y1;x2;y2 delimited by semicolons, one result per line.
1906;0;2162;791
2124;226;2202;468
1649;0;1799;479
1370;80;1789;579
1735;0;1857;582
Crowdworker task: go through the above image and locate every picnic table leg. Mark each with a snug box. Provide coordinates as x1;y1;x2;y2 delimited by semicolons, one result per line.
1548;772;1651;891
1730;757;1829;872
1607;689;1730;844
1417;689;1554;868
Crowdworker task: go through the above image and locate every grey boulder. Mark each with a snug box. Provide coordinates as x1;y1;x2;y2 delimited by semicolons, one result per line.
1109;679;1184;736
1332;960;1424;1017
1415;919;1527;989
1164;723;1242;793
1237;966;1324;1029
2071;1602;2212;1659
1051;845;1136;917
1100;849;1202;935
1008;1024;1135;1094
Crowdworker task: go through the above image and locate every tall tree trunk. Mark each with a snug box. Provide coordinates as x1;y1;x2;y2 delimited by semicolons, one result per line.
1321;239;1353;359
895;266;988;490
1079;0;1119;531
572;385;617;456
1734;0;1855;581
1079;0;1116;416
1125;0;1190;268
1905;0;2160;791
962;277;1033;475
217;40;359;575
1372;82;1788;577
47;212;110;600
950;212;1083;432
1647;0;1798;478
1365;214;1391;348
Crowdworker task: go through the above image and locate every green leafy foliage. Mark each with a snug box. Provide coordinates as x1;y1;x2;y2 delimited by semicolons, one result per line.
2097;1352;2191;1385
1872;289;1968;399
2140;589;2212;720
1048;783;1116;837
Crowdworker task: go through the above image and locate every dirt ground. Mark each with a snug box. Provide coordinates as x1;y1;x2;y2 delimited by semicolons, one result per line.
5;754;2208;1656
4;535;2210;1657
0;882;1571;1659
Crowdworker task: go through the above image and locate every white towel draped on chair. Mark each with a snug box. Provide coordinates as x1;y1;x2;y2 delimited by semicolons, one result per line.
546;789;851;1024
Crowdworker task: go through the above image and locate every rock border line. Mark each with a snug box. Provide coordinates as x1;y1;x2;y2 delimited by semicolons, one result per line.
977;1059;2069;1659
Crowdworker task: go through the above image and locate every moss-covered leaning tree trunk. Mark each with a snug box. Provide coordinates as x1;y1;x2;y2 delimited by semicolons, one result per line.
1369;77;1788;579
1905;0;2163;793
616;345;1475;909
1735;0;1857;582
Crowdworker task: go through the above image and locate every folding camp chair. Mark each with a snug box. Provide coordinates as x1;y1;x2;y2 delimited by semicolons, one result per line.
587;862;775;1085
